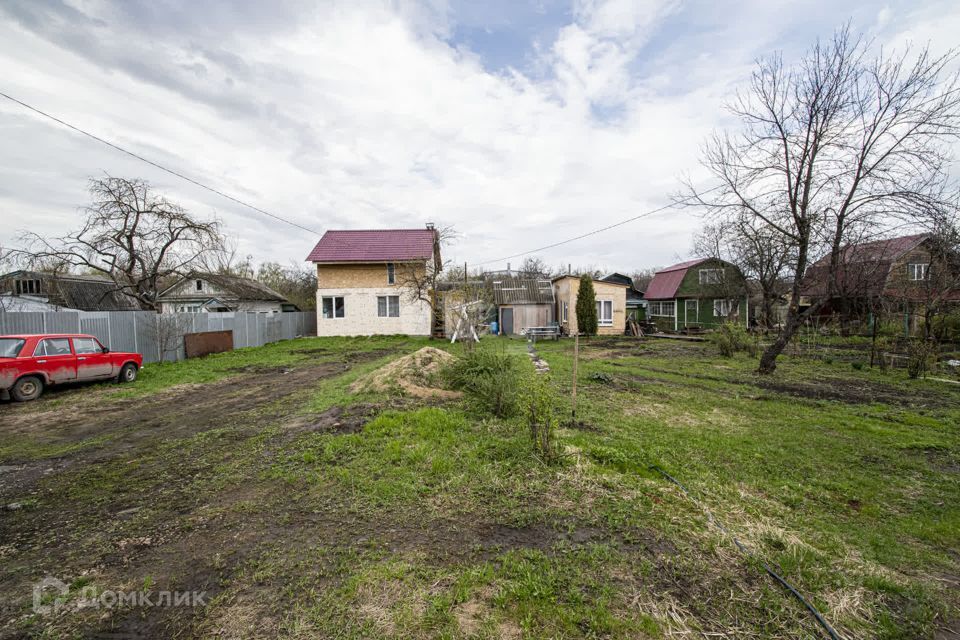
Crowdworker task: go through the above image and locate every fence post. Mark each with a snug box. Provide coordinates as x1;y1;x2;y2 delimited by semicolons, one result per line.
571;334;579;424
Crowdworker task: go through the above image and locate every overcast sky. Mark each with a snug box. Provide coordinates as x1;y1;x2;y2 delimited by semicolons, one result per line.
1;0;959;274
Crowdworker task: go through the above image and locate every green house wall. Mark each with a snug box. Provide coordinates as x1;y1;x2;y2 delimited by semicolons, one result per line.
648;259;749;332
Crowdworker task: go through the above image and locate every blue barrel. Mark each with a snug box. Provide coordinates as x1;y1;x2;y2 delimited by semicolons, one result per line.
490;321;499;335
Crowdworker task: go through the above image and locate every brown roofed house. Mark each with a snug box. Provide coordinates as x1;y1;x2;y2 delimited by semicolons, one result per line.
157;273;299;314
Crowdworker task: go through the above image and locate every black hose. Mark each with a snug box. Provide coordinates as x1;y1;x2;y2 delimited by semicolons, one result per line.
649;464;842;640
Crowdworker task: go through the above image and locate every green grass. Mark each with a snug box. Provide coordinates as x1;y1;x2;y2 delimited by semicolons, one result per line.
3;335;957;639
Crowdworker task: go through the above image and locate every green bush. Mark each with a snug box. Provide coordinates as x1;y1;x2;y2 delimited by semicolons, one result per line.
710;323;756;357
524;375;560;463
443;346;525;417
927;312;960;342
907;339;938;379
851;361;865;371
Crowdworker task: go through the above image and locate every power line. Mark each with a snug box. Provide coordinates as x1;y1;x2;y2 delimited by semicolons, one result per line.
0;90;322;236
475;185;722;266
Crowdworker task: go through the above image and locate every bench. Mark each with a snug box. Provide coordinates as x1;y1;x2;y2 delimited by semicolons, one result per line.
525;325;561;340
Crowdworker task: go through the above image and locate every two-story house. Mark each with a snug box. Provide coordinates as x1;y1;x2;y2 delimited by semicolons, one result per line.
644;258;749;332
306;226;441;336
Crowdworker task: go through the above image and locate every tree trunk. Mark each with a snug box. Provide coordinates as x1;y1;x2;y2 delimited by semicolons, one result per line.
758;312;801;374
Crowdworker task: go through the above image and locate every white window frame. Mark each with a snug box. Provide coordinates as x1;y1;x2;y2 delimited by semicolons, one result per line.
387;263;396;285
713;298;734;317
908;263;929;281
649;301;675;317
596;300;613;326
699;269;723;285
321;296;345;319
561;301;568;323
377;295;400;318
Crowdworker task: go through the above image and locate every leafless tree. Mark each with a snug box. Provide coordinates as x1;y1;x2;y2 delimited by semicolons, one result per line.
397;225;457;332
695;214;795;329
257;261;318;310
683;26;960;373
17;177;225;311
630;267;659;292
147;313;190;362
518;256;553;278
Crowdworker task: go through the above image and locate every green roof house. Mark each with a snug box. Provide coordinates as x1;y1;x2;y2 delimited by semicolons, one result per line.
644;258;748;332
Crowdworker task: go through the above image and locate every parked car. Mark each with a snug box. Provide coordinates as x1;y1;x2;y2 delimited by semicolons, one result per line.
0;334;143;402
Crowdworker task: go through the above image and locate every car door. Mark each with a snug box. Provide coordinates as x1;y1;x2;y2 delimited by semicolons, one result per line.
32;338;77;383
72;337;115;380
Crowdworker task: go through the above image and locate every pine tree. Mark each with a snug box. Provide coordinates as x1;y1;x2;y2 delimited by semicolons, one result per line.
575;274;598;336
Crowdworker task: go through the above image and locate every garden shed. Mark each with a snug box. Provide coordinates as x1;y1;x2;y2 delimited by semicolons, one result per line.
492;278;555;335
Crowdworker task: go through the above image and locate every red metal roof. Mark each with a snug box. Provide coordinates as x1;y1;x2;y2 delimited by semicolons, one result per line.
306;229;437;263
644;258;710;300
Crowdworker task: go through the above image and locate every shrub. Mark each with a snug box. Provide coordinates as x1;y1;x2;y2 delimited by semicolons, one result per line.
710;323;756;357
524;375;560;463
575;275;598;336
907;339;938;379
443;346;524;417
851;361;865;371
927;312;960;342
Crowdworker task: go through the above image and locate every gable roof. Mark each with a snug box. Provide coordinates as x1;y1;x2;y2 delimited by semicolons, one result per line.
158;273;288;303
0;270;144;311
643;259;712;300
800;234;930;298
306;229;437;263
492;278;555;305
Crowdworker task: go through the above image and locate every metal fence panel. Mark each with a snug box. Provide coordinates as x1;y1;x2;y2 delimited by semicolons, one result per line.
0;310;316;363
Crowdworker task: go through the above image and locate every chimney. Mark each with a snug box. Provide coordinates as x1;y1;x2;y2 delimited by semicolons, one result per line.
425;222;435;230
507;262;511;276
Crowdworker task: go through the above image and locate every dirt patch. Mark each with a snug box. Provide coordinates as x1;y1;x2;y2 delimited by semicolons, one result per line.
298;404;385;435
564;420;601;432
350;347;462;400
228;364;294;374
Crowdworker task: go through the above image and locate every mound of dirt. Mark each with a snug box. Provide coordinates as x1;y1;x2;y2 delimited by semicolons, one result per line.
349;347;463;400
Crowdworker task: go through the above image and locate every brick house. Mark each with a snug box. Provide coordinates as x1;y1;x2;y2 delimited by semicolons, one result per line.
644;259;748;332
306;227;441;336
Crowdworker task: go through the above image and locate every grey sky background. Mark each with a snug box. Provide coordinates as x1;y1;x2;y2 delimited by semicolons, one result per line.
1;0;958;273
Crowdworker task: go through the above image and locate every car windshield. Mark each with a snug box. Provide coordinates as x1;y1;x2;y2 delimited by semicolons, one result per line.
0;338;25;358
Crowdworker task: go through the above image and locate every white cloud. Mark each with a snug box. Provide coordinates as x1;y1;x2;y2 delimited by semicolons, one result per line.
1;0;958;276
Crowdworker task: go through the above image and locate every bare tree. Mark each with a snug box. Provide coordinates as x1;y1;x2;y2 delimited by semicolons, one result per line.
257;261;318;310
684;26;960;373
17;177;224;310
397;225;457;332
695;214;795;329
630;267;659;292
518;256;553;279
147;313;190;362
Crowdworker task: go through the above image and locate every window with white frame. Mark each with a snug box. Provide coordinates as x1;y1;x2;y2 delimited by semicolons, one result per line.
322;296;345;319
377;295;400;317
562;301;568;323
649;301;675;317
699;269;723;284
908;263;929;281
176;304;201;313
713;299;734;317
387;263;396;284
595;300;613;326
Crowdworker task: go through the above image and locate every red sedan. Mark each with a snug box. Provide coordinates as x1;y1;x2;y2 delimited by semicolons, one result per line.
0;334;143;402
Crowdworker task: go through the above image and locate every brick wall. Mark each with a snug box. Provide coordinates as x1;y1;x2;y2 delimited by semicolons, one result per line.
315;287;431;336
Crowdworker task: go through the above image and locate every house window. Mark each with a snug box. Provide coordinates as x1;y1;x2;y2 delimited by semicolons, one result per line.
699;269;723;285
195;279;203;291
908;263;929;281
562;301;569;323
387;263;396;285
377;295;400;317
596;300;613;326
713;299;735;317
15;279;41;295
176;304;201;313
649;301;675;317
322;296;345;319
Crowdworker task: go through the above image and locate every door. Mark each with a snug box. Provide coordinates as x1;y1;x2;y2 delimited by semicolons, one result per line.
501;308;514;335
73;337;114;380
32;337;77;383
685;299;698;326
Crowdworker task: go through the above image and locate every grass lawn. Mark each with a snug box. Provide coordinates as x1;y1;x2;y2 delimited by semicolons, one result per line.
0;334;957;639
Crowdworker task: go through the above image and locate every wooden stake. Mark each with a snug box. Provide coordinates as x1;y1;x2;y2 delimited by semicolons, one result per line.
572;333;579;422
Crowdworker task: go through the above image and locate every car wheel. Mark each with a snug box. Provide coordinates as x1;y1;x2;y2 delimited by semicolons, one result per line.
11;376;43;402
117;363;138;384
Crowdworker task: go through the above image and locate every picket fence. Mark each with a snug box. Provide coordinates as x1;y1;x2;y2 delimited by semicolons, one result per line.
0;311;317;364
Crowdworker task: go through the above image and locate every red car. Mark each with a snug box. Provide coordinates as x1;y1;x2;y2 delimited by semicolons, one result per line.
0;334;143;402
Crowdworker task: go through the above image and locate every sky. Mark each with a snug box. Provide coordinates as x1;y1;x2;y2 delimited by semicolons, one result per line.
1;0;959;275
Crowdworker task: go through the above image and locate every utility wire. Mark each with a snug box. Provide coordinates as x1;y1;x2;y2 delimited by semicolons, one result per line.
0;90;322;236
474;185;723;267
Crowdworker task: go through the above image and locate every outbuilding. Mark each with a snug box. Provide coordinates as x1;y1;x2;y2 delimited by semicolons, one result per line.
492;278;555;335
